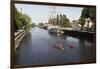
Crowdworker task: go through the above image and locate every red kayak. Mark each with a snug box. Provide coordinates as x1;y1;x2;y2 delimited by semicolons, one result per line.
68;44;75;48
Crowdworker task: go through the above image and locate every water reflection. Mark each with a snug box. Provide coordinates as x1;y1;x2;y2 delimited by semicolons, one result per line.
23;31;32;44
16;27;95;66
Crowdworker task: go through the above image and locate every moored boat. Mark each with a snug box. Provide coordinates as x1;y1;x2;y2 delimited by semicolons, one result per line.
48;26;59;33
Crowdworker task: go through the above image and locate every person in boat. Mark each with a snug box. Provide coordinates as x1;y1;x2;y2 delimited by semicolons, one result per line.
68;42;75;48
55;43;64;50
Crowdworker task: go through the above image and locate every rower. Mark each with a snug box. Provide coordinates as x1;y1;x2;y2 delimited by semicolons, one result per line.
55;43;64;50
68;42;75;48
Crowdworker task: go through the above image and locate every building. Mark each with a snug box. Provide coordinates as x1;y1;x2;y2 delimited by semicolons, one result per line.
71;19;94;31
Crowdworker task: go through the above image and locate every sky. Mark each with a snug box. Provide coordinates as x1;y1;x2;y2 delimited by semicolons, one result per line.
15;4;83;25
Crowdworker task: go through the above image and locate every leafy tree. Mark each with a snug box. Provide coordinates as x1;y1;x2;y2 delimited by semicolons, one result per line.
62;14;70;27
14;7;31;32
60;14;63;27
31;23;35;27
14;8;22;31
39;23;44;27
81;8;89;18
48;14;70;27
81;7;96;31
79;17;86;30
81;7;96;21
88;8;96;23
56;14;59;26
20;14;31;30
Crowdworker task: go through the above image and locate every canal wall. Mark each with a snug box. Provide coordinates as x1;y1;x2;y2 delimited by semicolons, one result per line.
62;29;95;38
38;27;96;39
15;30;26;50
39;26;95;38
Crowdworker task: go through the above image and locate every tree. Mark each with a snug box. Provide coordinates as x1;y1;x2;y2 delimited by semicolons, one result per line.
39;23;44;27
14;6;31;32
79;17;86;30
81;7;96;31
31;23;35;27
62;14;70;27
56;14;60;26
14;8;23;31
81;7;96;21
48;14;70;27
81;8;89;18
60;14;63;27
88;8;96;23
21;14;31;30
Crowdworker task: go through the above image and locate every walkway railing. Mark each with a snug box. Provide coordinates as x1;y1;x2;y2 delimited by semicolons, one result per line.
14;30;26;50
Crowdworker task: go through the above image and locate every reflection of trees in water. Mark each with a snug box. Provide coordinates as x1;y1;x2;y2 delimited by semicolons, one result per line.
15;31;32;64
70;34;96;62
48;32;59;37
79;36;94;47
15;46;21;65
49;32;66;40
79;38;95;62
16;32;32;54
78;35;95;60
22;31;32;42
78;37;94;58
60;34;66;40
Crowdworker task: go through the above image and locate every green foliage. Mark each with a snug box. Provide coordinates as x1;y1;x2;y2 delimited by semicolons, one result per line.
62;14;70;27
81;8;89;18
60;14;63;26
14;8;22;30
88;8;96;21
79;17;86;30
14;7;31;32
81;7;96;20
56;14;60;25
21;14;31;25
31;23;35;27
48;14;70;27
38;23;44;27
80;7;96;31
79;17;85;26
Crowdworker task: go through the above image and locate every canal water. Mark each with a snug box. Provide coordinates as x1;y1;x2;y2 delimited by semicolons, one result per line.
16;27;96;66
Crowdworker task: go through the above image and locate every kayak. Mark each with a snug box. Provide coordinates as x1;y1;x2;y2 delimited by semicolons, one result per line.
68;44;75;48
55;44;64;50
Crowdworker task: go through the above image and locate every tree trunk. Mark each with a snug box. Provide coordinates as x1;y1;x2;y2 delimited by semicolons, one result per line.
81;25;83;31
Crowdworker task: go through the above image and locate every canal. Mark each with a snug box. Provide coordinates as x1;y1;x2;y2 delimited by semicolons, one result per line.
16;27;96;66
